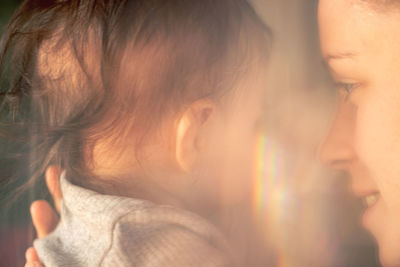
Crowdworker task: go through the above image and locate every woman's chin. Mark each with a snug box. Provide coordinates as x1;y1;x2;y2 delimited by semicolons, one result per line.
376;226;400;267
378;249;400;267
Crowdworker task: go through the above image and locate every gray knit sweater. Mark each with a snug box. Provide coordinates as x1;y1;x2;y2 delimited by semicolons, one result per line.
33;174;233;267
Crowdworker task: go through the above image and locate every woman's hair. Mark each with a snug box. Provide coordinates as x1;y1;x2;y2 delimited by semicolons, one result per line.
0;0;271;198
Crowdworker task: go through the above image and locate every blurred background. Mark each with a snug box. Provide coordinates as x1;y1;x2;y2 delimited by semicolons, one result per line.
0;0;381;266
0;2;36;267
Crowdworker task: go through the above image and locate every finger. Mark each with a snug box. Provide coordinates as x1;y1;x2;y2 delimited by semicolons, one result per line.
31;200;59;238
25;247;40;262
45;166;62;212
24;262;44;267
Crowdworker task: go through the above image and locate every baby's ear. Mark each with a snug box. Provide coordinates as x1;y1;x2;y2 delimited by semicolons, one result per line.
175;99;216;172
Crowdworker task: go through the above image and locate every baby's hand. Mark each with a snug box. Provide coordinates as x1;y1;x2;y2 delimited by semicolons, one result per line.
25;247;43;267
31;166;62;238
25;166;63;267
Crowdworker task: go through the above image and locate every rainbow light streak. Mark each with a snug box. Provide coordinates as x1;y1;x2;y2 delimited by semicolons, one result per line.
253;133;285;218
253;132;293;267
277;257;291;267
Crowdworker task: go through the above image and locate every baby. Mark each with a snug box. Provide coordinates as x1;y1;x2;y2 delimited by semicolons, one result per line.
0;0;271;266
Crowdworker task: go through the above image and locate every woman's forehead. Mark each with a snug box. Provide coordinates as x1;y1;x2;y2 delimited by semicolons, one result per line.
319;0;400;60
320;0;400;14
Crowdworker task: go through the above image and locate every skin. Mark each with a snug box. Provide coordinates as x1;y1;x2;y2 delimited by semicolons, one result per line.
25;166;61;267
319;0;400;266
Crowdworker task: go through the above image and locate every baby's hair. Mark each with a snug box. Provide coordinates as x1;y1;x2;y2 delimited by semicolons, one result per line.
0;0;271;198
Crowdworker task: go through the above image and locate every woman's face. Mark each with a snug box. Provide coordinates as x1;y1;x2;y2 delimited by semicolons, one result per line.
318;1;400;265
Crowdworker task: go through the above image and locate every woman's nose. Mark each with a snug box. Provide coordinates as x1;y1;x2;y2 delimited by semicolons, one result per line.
319;101;357;170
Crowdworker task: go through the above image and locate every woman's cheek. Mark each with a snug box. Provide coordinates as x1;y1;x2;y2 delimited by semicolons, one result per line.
379;92;400;202
353;95;380;170
355;87;400;193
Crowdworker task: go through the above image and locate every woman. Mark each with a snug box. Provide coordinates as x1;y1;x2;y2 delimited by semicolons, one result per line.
318;0;400;266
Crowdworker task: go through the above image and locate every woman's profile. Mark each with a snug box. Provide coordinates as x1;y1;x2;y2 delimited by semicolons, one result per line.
319;0;400;266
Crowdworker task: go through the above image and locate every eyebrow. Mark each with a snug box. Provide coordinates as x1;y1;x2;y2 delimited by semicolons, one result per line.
324;52;356;63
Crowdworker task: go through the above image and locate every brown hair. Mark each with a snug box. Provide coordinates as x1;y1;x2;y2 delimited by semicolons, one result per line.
0;0;271;199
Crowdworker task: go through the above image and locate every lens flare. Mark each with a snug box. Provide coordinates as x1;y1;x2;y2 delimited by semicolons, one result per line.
253;132;288;220
253;132;294;266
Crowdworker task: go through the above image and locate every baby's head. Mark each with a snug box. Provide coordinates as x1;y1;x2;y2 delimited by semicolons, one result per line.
1;0;271;214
